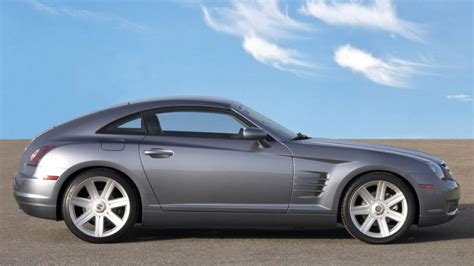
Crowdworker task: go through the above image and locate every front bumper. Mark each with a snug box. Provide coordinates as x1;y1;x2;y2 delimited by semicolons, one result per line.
414;174;461;227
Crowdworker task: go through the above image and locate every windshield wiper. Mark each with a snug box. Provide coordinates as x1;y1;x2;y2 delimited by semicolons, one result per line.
292;132;310;140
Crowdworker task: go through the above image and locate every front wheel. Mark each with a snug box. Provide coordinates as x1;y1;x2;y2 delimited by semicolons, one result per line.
341;172;416;244
62;169;138;243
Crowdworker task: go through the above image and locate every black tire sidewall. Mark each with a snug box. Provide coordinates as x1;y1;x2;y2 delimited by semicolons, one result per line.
62;169;138;243
341;172;416;244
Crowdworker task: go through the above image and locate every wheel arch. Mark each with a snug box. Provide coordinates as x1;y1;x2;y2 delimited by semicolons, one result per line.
335;169;420;225
55;164;143;223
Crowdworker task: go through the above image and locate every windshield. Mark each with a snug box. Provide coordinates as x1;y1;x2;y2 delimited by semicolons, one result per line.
235;104;297;141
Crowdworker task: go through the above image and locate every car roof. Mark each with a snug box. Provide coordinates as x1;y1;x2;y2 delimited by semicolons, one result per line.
127;96;239;109
34;96;243;142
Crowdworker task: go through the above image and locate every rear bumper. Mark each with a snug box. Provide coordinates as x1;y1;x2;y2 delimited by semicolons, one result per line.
13;172;58;220
15;200;57;220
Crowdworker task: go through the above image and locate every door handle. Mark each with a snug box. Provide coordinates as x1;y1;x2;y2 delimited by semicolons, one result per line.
144;148;174;158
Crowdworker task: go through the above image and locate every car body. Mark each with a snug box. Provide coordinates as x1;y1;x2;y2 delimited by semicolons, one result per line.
14;97;460;243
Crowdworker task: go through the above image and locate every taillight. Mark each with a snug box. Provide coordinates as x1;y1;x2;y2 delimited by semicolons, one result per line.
27;145;54;166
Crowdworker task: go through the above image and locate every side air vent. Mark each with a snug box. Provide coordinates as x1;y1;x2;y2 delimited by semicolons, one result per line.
293;170;329;199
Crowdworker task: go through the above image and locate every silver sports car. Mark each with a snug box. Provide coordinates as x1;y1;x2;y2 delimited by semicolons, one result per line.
14;97;460;243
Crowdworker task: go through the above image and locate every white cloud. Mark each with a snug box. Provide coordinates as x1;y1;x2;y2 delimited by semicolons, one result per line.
28;0;58;15
203;0;310;40
301;0;422;41
60;8;150;33
202;0;314;74
243;36;314;73
447;95;472;102
26;0;149;33
334;44;424;88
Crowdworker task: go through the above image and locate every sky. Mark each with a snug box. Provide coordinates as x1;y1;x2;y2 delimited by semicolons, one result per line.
0;0;473;139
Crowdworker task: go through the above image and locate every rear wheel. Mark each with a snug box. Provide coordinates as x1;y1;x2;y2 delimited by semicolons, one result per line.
62;169;138;243
341;172;415;244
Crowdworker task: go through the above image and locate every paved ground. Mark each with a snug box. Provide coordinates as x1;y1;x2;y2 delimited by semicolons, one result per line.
0;140;472;265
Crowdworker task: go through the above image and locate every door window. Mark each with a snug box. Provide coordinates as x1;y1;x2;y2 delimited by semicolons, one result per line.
155;110;247;137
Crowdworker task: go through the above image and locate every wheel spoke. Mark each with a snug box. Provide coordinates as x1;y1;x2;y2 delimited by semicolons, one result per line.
375;181;387;201
85;181;99;199
378;217;390;237
385;192;404;207
95;216;104;237
101;180;115;200
360;216;376;233
350;205;371;215
71;197;92;208
387;210;405;222
109;198;129;209
106;212;124;227
68;176;132;238
74;210;94;226
348;180;409;239
358;187;375;205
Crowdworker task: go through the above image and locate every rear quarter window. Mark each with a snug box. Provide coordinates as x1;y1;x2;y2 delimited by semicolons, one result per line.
97;113;145;135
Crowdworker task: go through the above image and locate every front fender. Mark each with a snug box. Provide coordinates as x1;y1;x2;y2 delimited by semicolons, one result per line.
327;163;421;215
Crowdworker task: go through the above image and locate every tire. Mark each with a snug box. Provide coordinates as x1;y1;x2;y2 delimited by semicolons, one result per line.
62;169;138;243
341;172;416;244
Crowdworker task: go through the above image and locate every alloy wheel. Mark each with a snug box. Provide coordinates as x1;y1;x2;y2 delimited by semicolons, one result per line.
349;180;408;238
67;176;131;238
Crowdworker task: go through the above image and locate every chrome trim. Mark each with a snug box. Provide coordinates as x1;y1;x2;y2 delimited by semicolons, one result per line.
447;208;458;216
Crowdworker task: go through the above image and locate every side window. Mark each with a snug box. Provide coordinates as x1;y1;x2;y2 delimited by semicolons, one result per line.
98;113;145;135
118;118;142;129
155;111;247;137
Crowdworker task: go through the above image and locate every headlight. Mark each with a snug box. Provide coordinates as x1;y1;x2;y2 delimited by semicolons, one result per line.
426;161;444;179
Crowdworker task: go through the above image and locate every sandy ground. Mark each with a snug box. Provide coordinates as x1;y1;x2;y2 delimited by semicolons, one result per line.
0;139;472;265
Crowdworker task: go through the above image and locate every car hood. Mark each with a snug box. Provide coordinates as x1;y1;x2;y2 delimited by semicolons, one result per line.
294;138;443;164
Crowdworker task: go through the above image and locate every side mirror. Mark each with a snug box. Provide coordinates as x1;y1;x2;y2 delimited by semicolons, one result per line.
242;128;267;140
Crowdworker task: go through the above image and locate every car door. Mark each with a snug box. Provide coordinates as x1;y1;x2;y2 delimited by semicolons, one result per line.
139;107;294;213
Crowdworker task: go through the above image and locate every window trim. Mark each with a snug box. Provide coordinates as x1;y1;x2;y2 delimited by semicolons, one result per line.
143;106;255;139
96;112;147;135
95;106;273;140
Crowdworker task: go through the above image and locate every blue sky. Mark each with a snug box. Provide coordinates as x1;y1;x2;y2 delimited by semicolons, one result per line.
0;0;472;139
